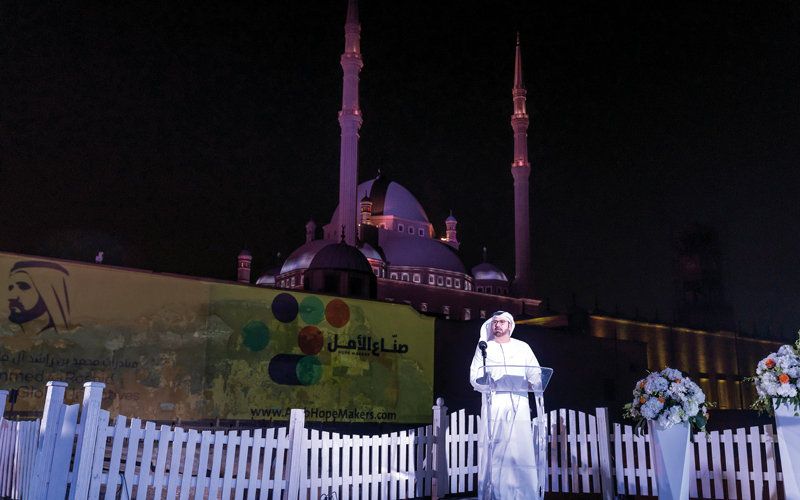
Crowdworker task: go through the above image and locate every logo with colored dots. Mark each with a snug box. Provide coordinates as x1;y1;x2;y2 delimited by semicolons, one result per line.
240;293;350;387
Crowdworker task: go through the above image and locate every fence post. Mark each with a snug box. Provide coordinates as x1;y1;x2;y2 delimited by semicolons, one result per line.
0;389;7;420
70;381;105;500
285;409;306;500
30;381;68;500
595;407;615;500
431;397;449;500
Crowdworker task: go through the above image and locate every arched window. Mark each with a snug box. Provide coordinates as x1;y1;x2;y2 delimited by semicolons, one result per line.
437;276;444;286
446;277;452;287
408;226;414;234
398;224;404;232
413;274;421;283
401;273;409;281
428;275;435;285
455;278;461;288
390;272;398;280
418;228;425;236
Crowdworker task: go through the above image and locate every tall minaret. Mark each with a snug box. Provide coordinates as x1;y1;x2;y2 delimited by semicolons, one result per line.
510;34;533;297
338;0;363;245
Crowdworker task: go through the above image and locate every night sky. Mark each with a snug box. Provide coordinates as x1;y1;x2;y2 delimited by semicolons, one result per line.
2;1;799;339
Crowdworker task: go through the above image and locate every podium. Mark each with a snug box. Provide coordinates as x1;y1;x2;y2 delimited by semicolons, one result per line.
474;365;553;500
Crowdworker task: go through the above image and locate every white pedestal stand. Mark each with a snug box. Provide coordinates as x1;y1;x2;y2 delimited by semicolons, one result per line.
648;420;691;500
774;399;800;500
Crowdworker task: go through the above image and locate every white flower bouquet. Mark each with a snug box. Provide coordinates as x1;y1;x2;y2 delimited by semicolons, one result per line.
624;367;712;434
749;333;800;416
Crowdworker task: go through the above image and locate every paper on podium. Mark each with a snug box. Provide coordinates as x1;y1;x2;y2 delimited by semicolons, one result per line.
473;365;553;394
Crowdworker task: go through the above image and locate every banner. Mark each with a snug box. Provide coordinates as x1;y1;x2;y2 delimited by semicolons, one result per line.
0;253;434;423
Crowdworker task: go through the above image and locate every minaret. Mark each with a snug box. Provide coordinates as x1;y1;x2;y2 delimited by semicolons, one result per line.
237;249;252;284
338;0;363;246
445;210;459;248
360;192;373;228
510;34;533;297
305;219;317;243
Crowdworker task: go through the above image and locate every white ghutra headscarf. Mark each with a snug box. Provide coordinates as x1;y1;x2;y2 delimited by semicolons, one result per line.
479;310;515;342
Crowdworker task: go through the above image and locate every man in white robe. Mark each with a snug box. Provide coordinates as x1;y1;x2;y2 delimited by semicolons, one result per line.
470;311;541;500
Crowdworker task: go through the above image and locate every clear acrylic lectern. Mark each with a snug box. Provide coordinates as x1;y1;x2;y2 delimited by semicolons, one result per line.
474;365;553;500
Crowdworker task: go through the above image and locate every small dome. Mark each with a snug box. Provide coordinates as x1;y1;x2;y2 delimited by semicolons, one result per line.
255;274;276;285
472;262;508;282
309;242;373;273
446;210;457;222
380;230;466;273
238;249;252;259
256;266;282;285
281;239;337;273
358;242;383;261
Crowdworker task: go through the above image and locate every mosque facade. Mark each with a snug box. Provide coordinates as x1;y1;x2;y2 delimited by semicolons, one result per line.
243;0;540;321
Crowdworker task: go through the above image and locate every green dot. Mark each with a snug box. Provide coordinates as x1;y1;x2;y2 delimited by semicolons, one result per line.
296;356;322;386
299;296;325;325
241;321;270;351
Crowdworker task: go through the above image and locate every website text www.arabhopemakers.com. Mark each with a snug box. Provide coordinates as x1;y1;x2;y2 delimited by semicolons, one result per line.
250;406;397;422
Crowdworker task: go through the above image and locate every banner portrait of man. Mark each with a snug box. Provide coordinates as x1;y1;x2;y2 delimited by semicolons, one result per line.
7;260;71;334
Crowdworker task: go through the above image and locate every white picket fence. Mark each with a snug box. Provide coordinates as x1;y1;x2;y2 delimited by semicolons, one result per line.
0;383;793;499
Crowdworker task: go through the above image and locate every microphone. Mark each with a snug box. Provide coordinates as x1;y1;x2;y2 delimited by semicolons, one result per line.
478;340;487;359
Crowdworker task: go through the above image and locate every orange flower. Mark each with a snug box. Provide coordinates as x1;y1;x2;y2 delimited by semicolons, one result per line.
675;379;681;383
705;413;709;420
640;397;647;404
658;397;664;403
780;373;790;384
766;358;776;368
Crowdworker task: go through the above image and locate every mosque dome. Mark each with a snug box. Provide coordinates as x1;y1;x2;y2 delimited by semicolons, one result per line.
255;273;276;286
280;239;337;274
330;175;430;226
309;242;373;273
358;242;383;261
380;230;466;274
472;262;509;282
280;239;383;276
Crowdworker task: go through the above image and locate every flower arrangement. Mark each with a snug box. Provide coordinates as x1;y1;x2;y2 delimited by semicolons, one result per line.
623;367;712;435
749;333;800;416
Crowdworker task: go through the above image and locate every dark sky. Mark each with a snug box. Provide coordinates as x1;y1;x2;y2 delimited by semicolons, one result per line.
2;1;799;339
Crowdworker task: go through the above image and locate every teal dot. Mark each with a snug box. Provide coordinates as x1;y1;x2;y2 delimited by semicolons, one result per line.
299;296;325;325
241;321;270;351
296;356;322;386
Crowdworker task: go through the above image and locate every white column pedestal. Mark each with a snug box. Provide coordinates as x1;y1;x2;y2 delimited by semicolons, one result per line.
774;399;800;500
648;420;691;500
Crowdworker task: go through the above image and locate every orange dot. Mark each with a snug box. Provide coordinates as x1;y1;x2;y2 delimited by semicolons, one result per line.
298;326;323;355
325;299;350;328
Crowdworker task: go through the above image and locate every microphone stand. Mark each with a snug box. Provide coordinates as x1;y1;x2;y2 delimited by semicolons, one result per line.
479;341;493;499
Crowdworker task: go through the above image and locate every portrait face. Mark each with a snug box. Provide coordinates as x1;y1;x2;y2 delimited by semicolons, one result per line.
491;317;512;338
8;271;47;324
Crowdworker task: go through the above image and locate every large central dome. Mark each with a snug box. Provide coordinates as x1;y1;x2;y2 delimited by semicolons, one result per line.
330;175;430;227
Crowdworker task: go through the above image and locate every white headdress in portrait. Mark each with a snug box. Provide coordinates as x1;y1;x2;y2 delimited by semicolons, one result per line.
479;310;515;342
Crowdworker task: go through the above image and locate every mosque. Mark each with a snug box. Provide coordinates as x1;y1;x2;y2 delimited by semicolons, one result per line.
237;0;541;321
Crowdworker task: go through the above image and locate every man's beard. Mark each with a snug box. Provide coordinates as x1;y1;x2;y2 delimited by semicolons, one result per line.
8;296;49;325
